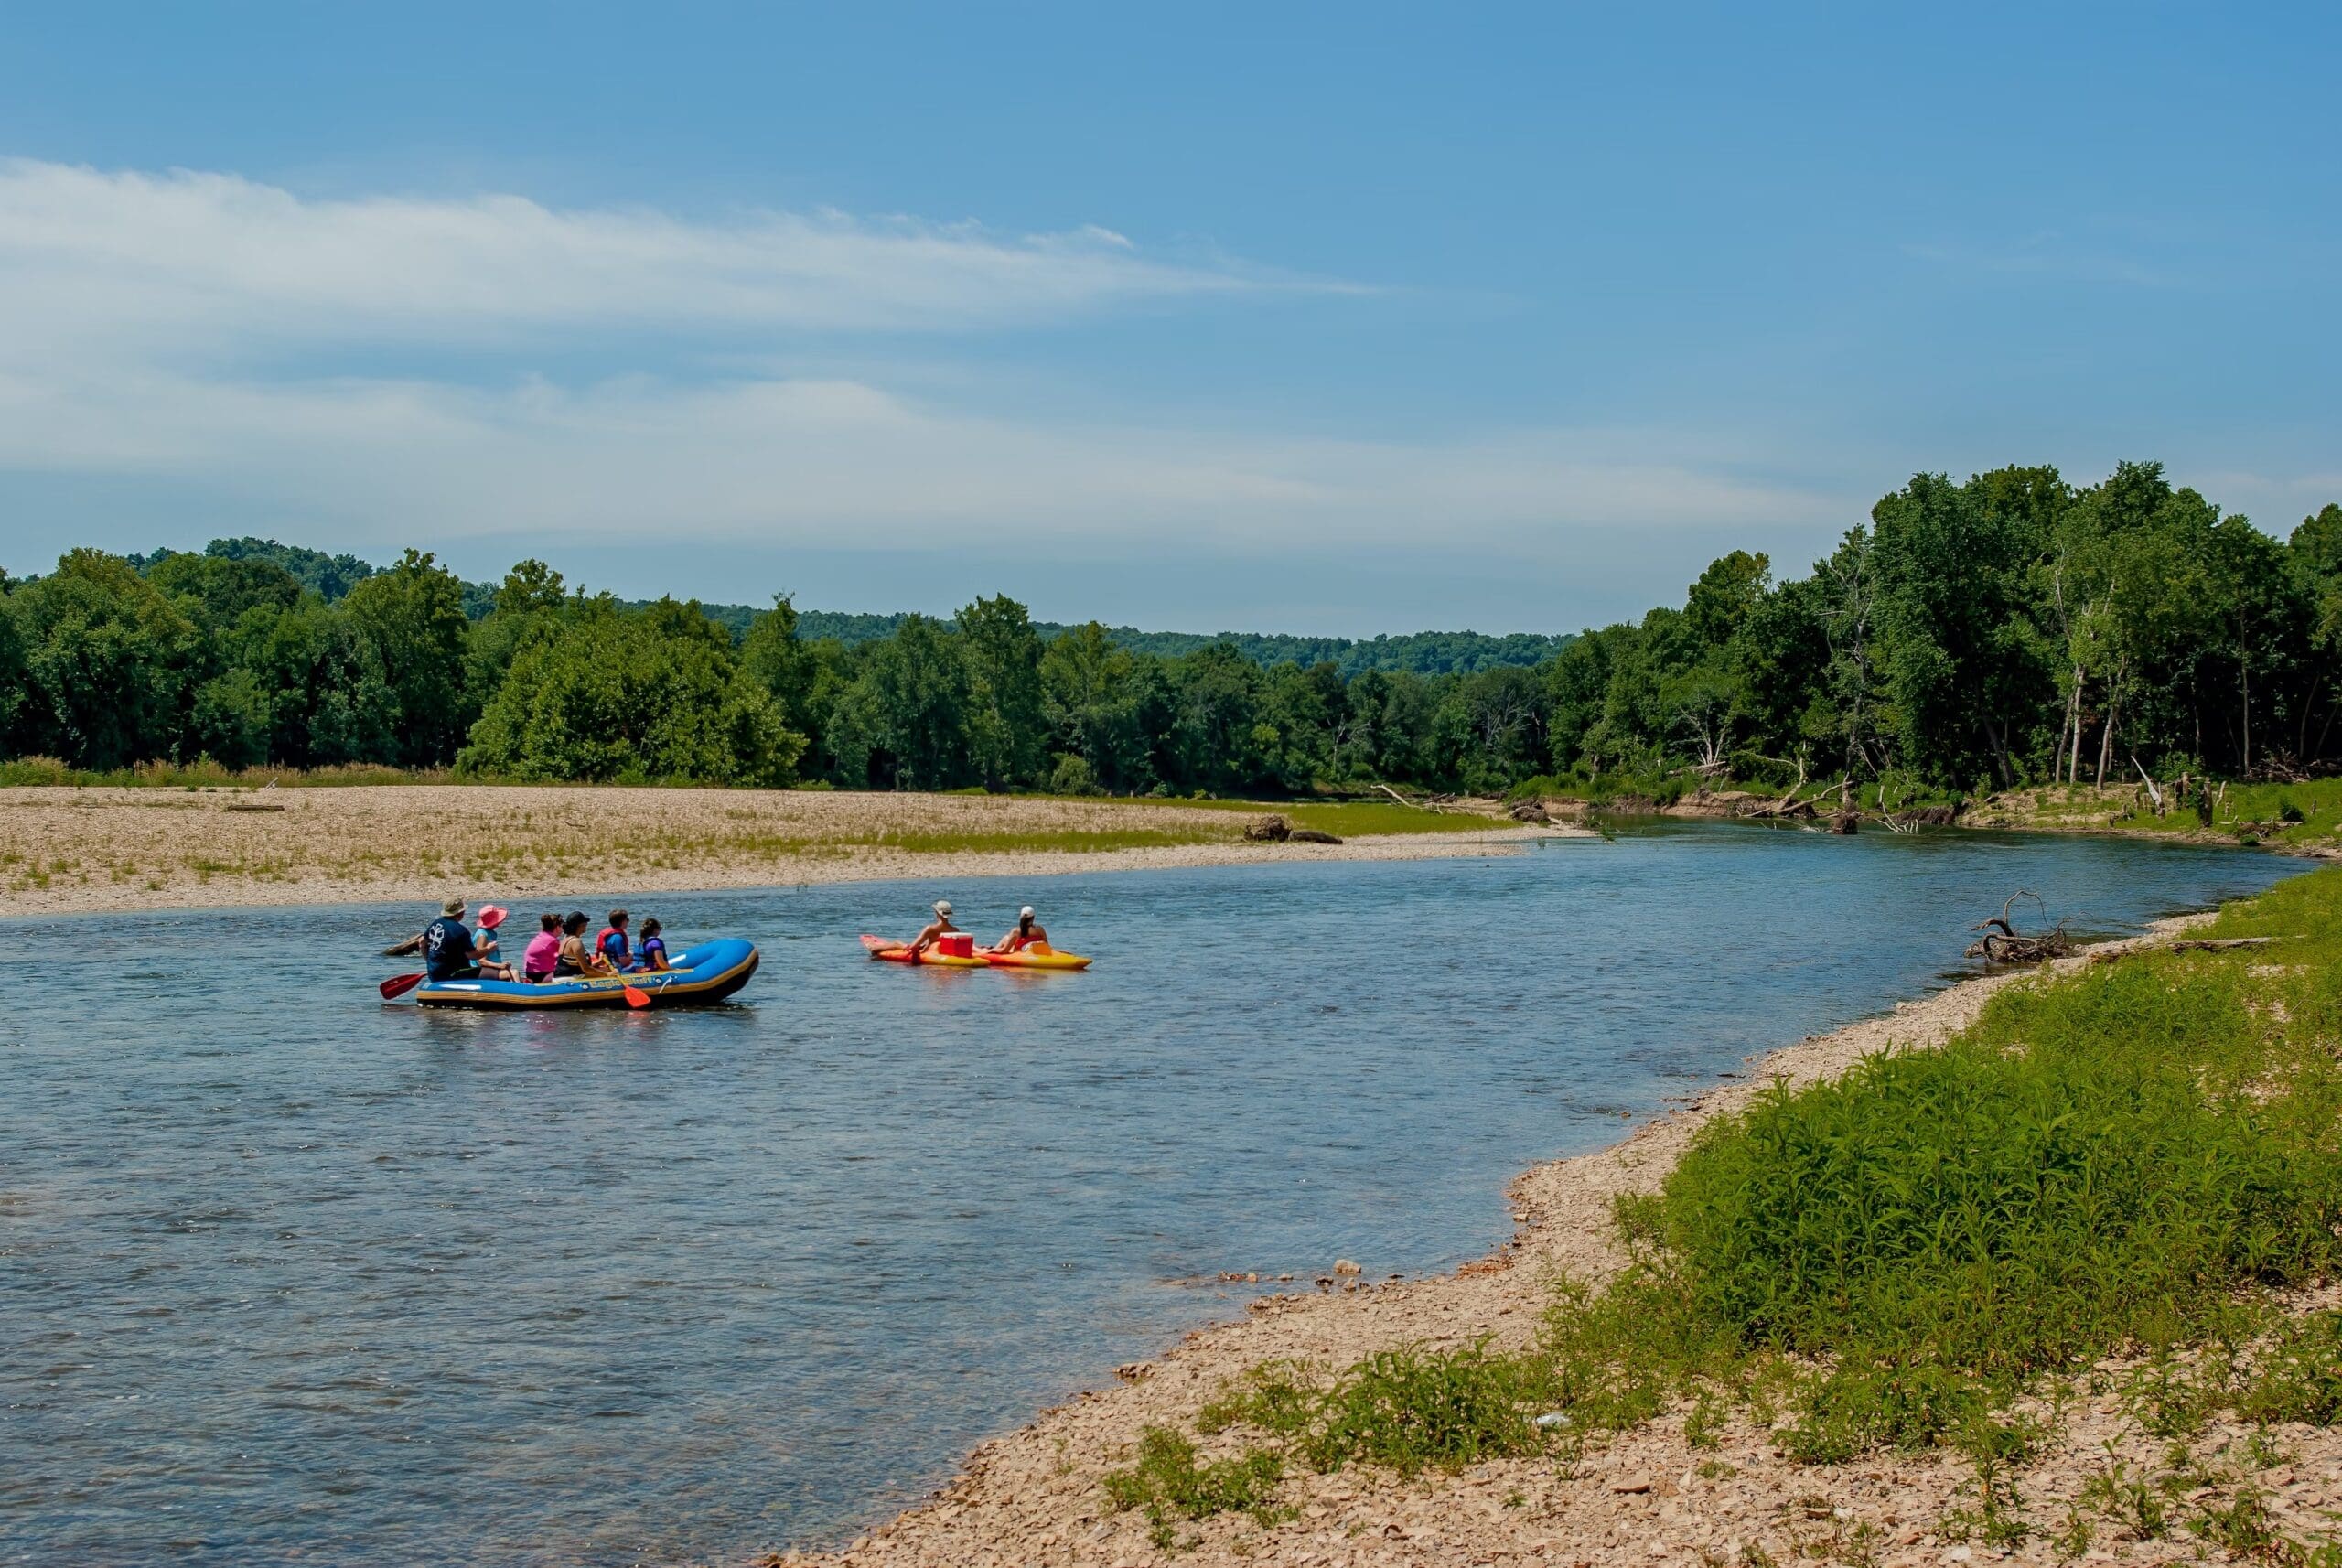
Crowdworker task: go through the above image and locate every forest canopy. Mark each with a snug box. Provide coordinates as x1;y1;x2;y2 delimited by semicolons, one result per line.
6;462;2337;796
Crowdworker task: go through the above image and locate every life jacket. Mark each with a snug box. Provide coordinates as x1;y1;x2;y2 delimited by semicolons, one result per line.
596;927;631;965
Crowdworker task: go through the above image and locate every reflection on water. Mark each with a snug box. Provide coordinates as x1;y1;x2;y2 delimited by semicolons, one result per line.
0;823;2299;1564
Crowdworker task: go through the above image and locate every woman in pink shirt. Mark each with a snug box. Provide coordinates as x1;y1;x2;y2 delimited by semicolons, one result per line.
521;912;563;983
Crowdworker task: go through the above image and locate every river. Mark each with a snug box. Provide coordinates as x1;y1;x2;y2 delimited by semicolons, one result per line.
0;822;2301;1564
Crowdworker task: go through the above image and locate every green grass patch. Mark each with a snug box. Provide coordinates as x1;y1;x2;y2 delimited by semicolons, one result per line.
851;826;1218;855
1173;798;1517;838
1112;865;2342;1533
1100;1427;1287;1549
0;757;448;789
1208;1341;1554;1478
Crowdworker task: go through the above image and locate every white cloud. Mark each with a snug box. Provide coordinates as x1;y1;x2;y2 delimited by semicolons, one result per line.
0;157;1272;356
0;157;1847;582
0;360;1840;556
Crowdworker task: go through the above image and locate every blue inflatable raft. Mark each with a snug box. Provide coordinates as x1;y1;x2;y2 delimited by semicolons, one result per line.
414;939;760;1010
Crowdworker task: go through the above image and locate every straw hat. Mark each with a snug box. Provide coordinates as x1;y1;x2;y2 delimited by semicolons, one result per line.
442;897;467;918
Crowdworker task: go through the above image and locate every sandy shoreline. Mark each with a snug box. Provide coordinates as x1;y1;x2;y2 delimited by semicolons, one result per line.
0;784;1584;918
778;915;2338;1568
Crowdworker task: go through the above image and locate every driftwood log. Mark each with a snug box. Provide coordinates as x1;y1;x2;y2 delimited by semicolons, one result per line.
1241;813;1342;845
1963;890;2075;963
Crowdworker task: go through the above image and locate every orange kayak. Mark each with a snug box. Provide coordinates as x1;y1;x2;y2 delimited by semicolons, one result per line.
861;934;988;967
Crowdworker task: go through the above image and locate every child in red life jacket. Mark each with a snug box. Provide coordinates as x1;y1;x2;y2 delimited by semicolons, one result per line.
595;909;633;972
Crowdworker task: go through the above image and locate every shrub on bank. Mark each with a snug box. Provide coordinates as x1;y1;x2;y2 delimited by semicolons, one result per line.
0;756;438;788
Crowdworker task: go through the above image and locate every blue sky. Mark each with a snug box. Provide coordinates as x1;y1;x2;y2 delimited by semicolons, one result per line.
1;3;2335;634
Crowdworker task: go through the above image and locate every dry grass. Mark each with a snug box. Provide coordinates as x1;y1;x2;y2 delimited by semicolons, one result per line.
0;785;1547;915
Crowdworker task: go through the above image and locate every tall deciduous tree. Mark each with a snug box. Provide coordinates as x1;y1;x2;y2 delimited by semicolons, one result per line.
460;600;803;784
827;613;975;789
958;594;1048;789
341;549;474;766
11;549;200;768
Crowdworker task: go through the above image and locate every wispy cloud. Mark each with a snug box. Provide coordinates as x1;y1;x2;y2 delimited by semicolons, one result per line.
0;157;1842;589
0;158;1284;356
0;361;1837;552
1902;231;2180;288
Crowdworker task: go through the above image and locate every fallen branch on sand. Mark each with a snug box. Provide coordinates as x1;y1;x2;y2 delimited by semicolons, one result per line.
1964;889;2075;963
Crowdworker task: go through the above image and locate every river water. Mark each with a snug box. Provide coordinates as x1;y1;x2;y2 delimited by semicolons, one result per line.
0;822;2300;1564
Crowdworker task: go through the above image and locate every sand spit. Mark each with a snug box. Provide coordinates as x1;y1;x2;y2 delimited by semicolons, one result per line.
779;918;2339;1568
0;785;1585;918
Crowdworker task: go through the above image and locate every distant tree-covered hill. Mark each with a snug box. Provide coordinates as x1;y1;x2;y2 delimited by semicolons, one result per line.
686;602;1569;673
126;538;1569;673
1088;627;1574;675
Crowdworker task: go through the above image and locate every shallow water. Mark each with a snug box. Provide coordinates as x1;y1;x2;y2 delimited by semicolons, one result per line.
0;822;2301;1565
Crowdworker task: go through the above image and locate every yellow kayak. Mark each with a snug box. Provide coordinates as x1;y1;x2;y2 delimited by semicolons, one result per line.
982;944;1092;971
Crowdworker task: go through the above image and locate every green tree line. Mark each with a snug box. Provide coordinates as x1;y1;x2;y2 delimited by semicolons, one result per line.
5;460;2336;795
144;540;1574;676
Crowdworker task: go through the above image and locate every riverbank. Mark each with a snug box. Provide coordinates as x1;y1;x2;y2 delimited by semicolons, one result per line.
1541;780;2342;856
0;784;1583;917
779;888;2341;1568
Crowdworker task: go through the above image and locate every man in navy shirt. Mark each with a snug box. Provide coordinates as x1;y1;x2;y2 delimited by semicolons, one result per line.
422;897;480;980
383;897;520;983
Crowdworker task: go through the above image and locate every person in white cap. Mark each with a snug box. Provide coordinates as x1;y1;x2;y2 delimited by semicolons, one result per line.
904;899;960;961
994;905;1050;954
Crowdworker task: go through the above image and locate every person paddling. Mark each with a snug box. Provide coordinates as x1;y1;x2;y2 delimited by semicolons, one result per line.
904;899;959;961
595;909;634;972
554;911;610;977
994;905;1050;953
